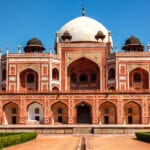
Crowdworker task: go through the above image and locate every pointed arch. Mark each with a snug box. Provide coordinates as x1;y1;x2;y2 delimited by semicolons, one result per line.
27;102;44;124
108;68;115;80
52;68;59;80
3;102;19;125
75;101;92;124
124;101;141;124
52;86;59;91
67;57;100;90
51;101;68;124
20;68;38;91
99;101;117;124
129;67;149;89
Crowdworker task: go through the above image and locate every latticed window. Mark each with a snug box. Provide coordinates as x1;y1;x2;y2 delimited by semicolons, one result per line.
71;73;77;82
27;73;34;83
90;73;96;82
133;73;141;82
58;108;63;114
12;108;17;114
128;108;133;114
105;108;109;114
35;108;40;114
108;68;115;80
79;73;88;82
52;68;59;80
2;69;6;81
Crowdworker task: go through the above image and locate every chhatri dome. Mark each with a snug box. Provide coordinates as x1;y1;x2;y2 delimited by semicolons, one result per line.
58;7;112;43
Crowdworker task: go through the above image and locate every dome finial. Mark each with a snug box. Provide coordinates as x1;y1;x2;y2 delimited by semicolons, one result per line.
82;4;85;16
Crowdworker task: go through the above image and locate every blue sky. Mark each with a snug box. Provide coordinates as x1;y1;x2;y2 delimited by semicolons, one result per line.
0;0;150;53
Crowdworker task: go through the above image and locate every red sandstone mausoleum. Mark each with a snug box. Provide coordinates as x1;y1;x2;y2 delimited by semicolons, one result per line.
0;10;150;126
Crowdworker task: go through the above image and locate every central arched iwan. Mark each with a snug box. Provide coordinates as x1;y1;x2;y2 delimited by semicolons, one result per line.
67;57;100;90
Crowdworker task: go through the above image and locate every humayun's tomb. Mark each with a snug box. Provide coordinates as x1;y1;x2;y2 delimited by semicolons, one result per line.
1;8;150;131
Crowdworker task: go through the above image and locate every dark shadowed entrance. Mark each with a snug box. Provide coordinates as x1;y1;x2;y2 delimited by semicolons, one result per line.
77;104;91;124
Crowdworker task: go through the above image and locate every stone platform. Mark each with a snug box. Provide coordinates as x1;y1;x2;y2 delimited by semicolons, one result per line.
0;124;150;134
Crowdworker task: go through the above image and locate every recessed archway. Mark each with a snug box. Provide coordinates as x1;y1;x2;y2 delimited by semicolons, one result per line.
67;57;100;90
3;102;19;125
99;102;117;124
28;102;44;124
129;67;149;89
20;68;38;91
124;101;141;124
76;102;92;124
51;102;68;124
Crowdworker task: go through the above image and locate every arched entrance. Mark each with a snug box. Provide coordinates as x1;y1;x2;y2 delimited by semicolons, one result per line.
67;57;100;90
3;102;19;125
100;102;117;124
51;102;68;124
124;102;141;124
27;102;44;124
76;103;91;124
20;68;38;91
129;67;149;89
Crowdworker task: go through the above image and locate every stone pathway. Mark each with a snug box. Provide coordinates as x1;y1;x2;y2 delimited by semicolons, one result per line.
87;135;150;150
4;135;79;150
3;134;150;150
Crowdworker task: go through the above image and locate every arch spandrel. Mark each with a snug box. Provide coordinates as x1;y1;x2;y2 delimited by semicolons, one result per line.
74;100;93;107
127;64;149;73
18;64;40;74
66;52;102;67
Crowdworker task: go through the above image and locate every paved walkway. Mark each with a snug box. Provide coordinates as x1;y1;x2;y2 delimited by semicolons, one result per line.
3;135;150;150
87;135;150;150
4;135;79;150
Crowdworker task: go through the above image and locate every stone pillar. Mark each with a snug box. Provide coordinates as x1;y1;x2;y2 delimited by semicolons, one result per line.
117;98;124;124
92;96;99;124
142;97;149;124
19;117;26;124
44;98;51;124
68;96;75;124
19;98;26;124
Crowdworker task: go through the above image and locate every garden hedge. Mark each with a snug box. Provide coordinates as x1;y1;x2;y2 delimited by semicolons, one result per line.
135;132;150;142
0;132;37;149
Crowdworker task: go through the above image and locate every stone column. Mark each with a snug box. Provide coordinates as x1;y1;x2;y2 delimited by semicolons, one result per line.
117;97;124;124
142;96;149;124
92;96;99;124
44;97;51;124
68;96;75;124
19;97;26;124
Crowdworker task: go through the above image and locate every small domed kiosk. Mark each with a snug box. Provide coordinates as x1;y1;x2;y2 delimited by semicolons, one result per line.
24;37;45;53
122;36;144;52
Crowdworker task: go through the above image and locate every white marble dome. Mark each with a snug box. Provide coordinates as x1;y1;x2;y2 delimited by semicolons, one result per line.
59;16;112;43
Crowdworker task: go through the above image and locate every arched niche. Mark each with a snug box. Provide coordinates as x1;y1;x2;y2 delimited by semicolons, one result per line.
51;102;68;124
20;68;38;91
129;67;149;89
124;102;141;124
3;102;19;125
67;57;100;90
28;102;44;124
99;102;117;124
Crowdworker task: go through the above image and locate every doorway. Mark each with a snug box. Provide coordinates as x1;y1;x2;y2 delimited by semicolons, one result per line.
104;116;109;124
128;116;133;124
12;116;17;124
77;104;91;124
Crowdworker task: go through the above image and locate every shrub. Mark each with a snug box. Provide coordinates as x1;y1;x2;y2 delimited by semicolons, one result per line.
0;132;37;148
135;132;150;143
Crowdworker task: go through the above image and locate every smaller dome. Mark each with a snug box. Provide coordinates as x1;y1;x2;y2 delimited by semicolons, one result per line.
27;37;44;47
124;36;141;45
24;37;45;53
122;36;144;52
